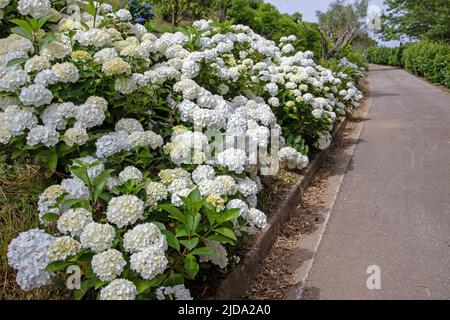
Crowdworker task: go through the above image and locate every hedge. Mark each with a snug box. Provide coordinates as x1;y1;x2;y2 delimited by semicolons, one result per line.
367;41;450;87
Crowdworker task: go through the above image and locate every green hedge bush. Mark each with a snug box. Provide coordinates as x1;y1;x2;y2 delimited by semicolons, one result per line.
367;41;450;87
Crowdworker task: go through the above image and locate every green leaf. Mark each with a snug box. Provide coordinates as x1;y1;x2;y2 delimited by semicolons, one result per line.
158;204;187;225
11;26;33;41
183;254;199;279
191;247;215;256
179;237;199;251
208;234;235;245
37;16;50;30
214;227;237;241
217;208;240;224
39;32;55;48
10;19;33;33
152;221;166;231
41;212;59;222
70;166;90;186
134;274;165;294
162;230;180;252
192;212;201;233
6;57;28;67
163;272;184;286
45;261;71;272
187;188;202;203
91;169;114;187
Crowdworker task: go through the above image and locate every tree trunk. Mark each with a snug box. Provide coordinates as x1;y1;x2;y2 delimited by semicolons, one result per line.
172;0;179;29
217;0;227;21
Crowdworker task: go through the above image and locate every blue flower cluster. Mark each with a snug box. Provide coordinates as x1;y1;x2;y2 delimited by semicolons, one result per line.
127;0;155;24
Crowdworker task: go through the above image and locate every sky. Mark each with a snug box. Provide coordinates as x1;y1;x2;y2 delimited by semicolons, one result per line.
265;0;400;47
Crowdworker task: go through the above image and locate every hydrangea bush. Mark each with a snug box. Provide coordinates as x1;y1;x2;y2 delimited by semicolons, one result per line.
1;1;363;300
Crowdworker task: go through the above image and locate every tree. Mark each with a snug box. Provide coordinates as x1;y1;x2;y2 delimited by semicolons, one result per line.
380;0;450;43
316;0;369;59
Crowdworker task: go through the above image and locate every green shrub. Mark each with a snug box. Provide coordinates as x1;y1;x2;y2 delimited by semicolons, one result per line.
367;41;450;87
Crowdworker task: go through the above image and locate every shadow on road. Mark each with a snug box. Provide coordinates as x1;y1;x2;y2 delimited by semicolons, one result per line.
369;66;401;72
371;91;400;98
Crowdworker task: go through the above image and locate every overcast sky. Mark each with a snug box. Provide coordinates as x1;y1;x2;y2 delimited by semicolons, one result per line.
265;0;400;47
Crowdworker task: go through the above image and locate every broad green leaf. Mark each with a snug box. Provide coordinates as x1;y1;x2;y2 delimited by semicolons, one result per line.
179;237;199;251
190;247;215;256
208;234;235;245
41;212;59;222
183;254;199;279
10;19;33;33
70;166;90;186
91;169;114;187
158;204;187;225
162;230;180;252
45;261;71;272
6;57;28;67
11;26;33;42
163;272;184;286
134;274;165;294
217;208;240;224
214;227;237;241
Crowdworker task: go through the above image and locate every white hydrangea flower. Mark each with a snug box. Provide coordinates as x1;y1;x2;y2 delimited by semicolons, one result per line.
102;57;131;76
115;118;143;134
115;9;132;21
0;67;30;92
91;249;126;282
199;240;228;269
144;181;168;207
100;279;137;300
114;77;137;94
95;131;129;158
214;175;238;196
156;284;193;300
75;28;112;48
0;0;11;8
34;69;58;87
191;165;215;184
93;48;118;64
61;177;90;200
314;131;332;150
123;223;168;253
26;125;59;147
237;177;258;197
80;222;115;253
19;84;53;106
85;96;108;112
130;247;168;280
106;195;145;228
127;131;163;149
17;0;51;19
217;148;247;174
119;166;143;184
64;127;89;146
51;62;79;83
158;168;191;185
226;199;250;219
74;103;105;129
47;236;81;262
167;178;192;194
7;229;54;291
57;208;93;237
24;55;50;73
247;208;267;229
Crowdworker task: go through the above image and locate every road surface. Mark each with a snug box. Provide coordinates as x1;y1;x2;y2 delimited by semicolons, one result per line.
300;65;450;299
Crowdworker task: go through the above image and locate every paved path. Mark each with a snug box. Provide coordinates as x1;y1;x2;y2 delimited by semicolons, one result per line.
300;65;450;299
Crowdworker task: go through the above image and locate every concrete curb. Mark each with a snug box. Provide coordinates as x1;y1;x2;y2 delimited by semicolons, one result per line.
213;117;349;300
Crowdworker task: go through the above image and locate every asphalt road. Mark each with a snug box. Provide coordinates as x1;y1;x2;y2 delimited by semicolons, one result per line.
301;65;450;299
